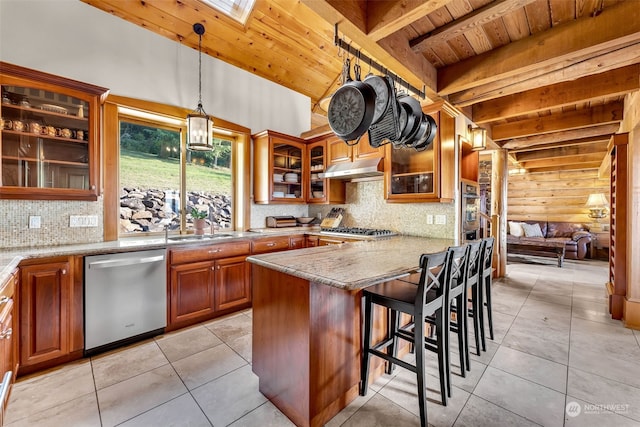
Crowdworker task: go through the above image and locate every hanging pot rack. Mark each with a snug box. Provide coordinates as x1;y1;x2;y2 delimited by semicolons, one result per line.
333;24;426;100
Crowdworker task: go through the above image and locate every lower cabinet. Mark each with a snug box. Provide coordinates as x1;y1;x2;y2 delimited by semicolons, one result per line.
18;257;83;375
214;256;251;312
167;241;251;330
0;270;17;423
169;260;216;326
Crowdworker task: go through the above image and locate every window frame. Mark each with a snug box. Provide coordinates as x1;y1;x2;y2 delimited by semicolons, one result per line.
103;94;251;241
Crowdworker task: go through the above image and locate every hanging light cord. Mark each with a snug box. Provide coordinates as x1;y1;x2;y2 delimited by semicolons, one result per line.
198;31;203;111
193;23;206;113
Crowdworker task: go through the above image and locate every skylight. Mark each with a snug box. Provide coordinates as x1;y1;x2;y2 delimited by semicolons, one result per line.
201;0;256;24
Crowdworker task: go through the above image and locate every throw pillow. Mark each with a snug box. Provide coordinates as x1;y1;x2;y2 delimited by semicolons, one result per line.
522;222;544;238
509;221;524;237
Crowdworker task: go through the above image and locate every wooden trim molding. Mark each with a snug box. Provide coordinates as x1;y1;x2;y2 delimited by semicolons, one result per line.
102;95;252;240
623;298;640;330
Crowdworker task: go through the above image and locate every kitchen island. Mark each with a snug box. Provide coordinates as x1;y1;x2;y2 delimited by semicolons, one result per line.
247;236;454;427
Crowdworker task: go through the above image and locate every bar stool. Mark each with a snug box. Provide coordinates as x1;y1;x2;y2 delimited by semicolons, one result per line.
360;250;452;427
479;237;495;350
463;240;483;361
426;245;470;380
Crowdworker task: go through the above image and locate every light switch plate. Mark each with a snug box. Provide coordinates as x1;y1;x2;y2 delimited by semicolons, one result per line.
29;216;41;229
70;215;98;227
435;215;447;225
426;214;433;225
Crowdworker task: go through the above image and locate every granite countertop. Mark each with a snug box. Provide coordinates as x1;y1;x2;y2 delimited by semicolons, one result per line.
0;228;319;285
247;235;455;290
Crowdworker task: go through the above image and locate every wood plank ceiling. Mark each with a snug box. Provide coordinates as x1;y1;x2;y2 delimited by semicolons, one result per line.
83;0;640;173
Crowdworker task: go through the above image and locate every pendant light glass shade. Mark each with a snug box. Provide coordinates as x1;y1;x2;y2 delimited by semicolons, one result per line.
187;23;214;151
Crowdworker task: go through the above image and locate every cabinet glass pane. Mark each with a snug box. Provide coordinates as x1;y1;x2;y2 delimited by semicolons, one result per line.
272;142;302;200
1;85;89;189
309;144;325;199
389;145;434;195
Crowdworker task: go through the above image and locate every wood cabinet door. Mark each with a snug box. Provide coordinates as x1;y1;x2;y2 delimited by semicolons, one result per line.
169;261;216;326
289;235;306;249
19;262;71;367
214;256;251;312
327;135;352;164
352;133;384;161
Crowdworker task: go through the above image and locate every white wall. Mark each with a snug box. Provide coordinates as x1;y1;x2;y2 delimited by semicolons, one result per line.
0;0;310;136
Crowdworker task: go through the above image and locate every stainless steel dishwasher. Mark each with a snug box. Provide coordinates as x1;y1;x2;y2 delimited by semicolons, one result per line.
84;249;167;355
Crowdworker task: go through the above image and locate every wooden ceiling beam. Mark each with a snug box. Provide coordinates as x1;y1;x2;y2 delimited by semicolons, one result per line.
448;42;640;107
491;102;624;141
438;0;640;95
514;141;609;162
509;135;610;153
473;65;640;123
410;0;539;53
367;0;454;42
525;161;600;173
501;123;620;150
301;0;440;100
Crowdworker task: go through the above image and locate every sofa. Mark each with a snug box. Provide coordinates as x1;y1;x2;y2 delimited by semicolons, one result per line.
507;220;592;260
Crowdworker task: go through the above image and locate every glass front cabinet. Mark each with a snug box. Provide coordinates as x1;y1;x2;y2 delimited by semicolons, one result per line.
0;62;108;200
305;135;345;204
252;130;307;204
384;101;458;203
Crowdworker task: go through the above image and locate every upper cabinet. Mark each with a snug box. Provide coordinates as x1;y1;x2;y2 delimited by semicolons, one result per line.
327;133;384;165
306;135;346;204
0;62;108;201
253;130;307;204
384;102;457;203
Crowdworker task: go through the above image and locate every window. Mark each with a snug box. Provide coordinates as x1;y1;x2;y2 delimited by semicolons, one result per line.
201;0;256;24
118;108;233;236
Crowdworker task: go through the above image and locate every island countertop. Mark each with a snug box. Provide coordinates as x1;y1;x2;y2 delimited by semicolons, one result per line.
246;235;455;290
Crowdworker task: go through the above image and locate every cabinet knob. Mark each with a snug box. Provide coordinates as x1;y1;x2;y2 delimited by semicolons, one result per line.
266;242;276;247
61;269;67;275
208;249;221;254
216;265;221;270
90;185;96;190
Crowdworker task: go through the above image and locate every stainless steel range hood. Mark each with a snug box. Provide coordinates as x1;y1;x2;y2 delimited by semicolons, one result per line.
319;157;383;180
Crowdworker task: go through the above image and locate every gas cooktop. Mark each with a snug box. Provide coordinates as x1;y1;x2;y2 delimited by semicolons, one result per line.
320;227;397;238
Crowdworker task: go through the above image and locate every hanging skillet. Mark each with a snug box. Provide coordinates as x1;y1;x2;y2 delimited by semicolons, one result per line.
363;73;391;125
413;114;437;152
327;58;377;146
396;94;422;147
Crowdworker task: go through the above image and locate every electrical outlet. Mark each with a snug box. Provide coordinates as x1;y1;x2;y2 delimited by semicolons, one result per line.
70;215;99;227
435;215;447;225
29;215;41;229
426;214;433;225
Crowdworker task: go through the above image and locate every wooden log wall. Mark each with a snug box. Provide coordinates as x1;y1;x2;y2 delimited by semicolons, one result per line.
507;168;610;224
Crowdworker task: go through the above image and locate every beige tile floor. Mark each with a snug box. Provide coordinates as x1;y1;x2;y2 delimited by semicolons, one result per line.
6;257;640;426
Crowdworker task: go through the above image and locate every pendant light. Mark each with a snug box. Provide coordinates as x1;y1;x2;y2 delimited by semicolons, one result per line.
187;23;214;151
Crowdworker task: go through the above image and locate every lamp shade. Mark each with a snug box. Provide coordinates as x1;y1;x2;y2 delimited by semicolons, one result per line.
585;193;608;207
187;109;214;151
469;126;487;151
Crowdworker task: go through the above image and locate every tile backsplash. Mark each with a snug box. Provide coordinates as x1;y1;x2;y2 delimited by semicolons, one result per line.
308;180;456;239
0;198;104;249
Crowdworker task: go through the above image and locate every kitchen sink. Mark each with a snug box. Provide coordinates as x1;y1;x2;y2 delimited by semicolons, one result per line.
167;234;234;242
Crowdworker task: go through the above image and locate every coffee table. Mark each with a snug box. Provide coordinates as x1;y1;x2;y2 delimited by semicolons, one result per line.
507;240;566;267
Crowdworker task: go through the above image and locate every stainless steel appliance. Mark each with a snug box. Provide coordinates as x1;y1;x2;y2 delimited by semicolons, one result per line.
84;249;167;355
460;179;480;241
320;226;396;238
